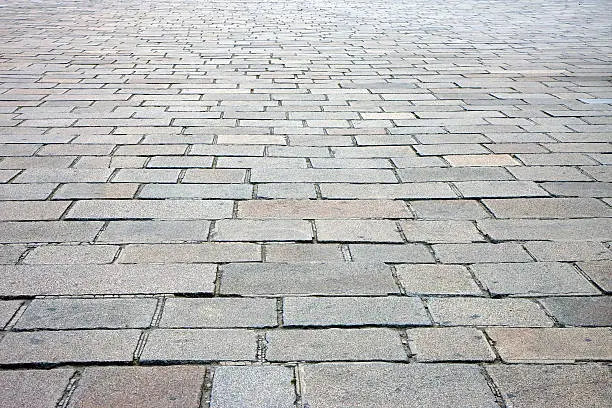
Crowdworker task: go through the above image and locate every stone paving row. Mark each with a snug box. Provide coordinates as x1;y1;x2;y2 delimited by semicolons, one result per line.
0;0;611;406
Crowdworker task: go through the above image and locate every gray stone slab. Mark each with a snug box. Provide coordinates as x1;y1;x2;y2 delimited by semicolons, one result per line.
478;218;612;241
0;329;140;364
66;199;233;220
397;166;512;182
212;219;313;242
251;168;397;183
265;243;343;262
482;198;611;218
409;199;490;220
399;220;484;243
348;243;434;263
407;328;495;362
0;369;74;408
160;298;277;328
256;183;317;199
15;298;158;329
0;184;56;200
525;241;611;262
428;297;553;326
140;329;257;363
266;328;407;361
487;364;612;408
283;296;429;327
0;245;26;264
0;264;216;296
139;183;253;199
472;262;599;296
540;297;612;327
455;181;549;198
98;220;211;243
119;242;262;263
23;244;118;264
52;183;138;199
221;263;398;296
68;366;206;408
0;221;103;243
540;181;612;197
316;220;404;243
0;201;70;221
320;183;456;199
577;260;612;292
397;264;482;295
210;366;295;408
433;242;532;263
301;363;497;407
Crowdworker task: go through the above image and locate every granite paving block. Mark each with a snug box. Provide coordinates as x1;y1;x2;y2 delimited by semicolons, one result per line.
301;363;497;407
316;220;403;243
266;328;407;361
221;263;398;296
52;183;138;199
0;300;22;329
160;298;277;328
140;329;257;363
0;221;103;244
576;260;612;292
0;201;70;221
0;245;26;264
210;366;295;408
212;219;313;241
540;181;612;197
478;218;612;241
525;241;611;262
15;298;158;329
486;328;612;363
348;243;434;263
406;328;495;362
408;199;490;220
119;242;261;263
139;183;253;199
0;184;56;200
68;366;206;408
0;369;74;408
433;243;532;263
427;297;553;327
97;220;211;243
265;243;343;262
283;296;429;327
396;264;482;295
482;198;611;218
0;264;216;296
540;297;612;327
320;183;456;199
0;329;140;364
399;220;484;243
455;181;549;198
23;244;118;264
472;262;598;296
487;364;612;408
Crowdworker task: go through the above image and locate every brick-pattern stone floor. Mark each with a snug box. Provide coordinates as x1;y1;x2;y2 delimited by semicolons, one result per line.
0;0;611;406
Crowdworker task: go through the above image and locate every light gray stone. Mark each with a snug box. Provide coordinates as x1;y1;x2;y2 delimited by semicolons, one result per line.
119;242;262;263
349;244;434;263
23;244;118;264
407;328;495;362
0;369;74;408
478;218;612;241
0;245;26;264
409;199;489;220
212;219;313;242
525;241;611;261
98;220;211;243
433;243;532;263
316;220;403;243
265;243;343;262
540;297;612;327
482;198;611;218
399;220;484;243
0;221;103;244
577;260;612;292
397;264;482;295
0;300;22;328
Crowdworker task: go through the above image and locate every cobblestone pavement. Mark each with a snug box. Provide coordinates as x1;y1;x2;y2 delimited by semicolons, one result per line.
0;0;611;406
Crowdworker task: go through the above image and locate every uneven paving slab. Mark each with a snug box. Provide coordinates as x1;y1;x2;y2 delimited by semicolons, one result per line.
0;369;74;408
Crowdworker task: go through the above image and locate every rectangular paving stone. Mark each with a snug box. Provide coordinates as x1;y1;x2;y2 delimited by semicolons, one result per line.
316;220;403;243
210;366;295;408
112;169;180;183
0;184;56;200
0;245;25;264
119;242;261;263
23;244;118;264
486;328;612;363
217;157;304;168
256;183;317;199
0;329;140;365
349;243;434;263
399;220;484;243
487;364;612;408
14;169;113;183
251;168;397;183
397;167;512;182
540;297;612;327
0;369;74;408
52;183;138;199
508;166;592;181
221;263;398;296
301;363;497;407
455;181;549;198
68;366;206;408
320;183;456;199
0;264;216;296
160;298;277;328
140;329;257;363
478;218;612;241
445;154;520;166
482;198;611;218
237;199;411;219
147;156;213;168
15;298;157;329
265;243;343;262
283;296;430;327
212;219;312;242
406;328;495;362
266;328;406;361
539;181;612;197
182;169;246;183
427;297;553;327
67;199;233;220
139;183;253;199
409;200;490;220
98;220;211;243
472;262;598;296
433;243;532;263
396;264;482;295
525;241;611;262
0;221;103;244
0;201;70;221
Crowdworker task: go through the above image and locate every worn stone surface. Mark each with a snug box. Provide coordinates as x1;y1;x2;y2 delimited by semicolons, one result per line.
68;366;206;408
283;296;429;327
487;364;612;408
540;297;612;327
210;366;295;408
396;264;482;295
406;328;495;362
301;363;497;407
0;300;22;329
0;369;74;408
